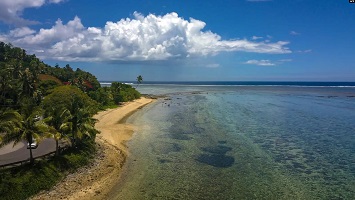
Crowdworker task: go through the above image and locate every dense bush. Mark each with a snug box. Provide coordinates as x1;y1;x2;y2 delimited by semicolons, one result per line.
88;87;115;109
111;82;141;104
42;85;99;115
0;142;95;200
37;80;61;96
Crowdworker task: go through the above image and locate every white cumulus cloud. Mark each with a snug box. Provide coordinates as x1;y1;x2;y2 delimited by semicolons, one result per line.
245;60;275;66
0;0;65;26
245;59;292;66
2;12;291;62
9;27;36;37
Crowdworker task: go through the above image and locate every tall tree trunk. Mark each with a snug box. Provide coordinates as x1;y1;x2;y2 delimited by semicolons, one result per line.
55;140;59;156
72;117;77;147
29;147;34;165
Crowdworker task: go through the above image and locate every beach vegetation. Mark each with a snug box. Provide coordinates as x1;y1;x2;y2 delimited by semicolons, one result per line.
136;75;143;87
87;87;115;109
1;98;49;165
42;85;99;115
111;82;141;104
0;141;96;200
42;86;99;146
0;42;142;199
43;108;72;156
0;110;22;136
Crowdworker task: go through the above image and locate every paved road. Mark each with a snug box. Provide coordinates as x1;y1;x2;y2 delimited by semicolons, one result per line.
0;139;56;166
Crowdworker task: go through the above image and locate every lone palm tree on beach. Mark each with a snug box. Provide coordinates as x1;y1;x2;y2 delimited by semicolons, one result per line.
136;75;143;88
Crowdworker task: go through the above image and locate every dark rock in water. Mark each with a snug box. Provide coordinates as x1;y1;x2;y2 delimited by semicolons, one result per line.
169;133;191;140
201;145;232;155
196;154;235;168
218;140;227;144
158;158;172;163
155;142;182;154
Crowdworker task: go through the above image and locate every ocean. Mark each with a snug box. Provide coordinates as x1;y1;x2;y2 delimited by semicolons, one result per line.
107;82;355;199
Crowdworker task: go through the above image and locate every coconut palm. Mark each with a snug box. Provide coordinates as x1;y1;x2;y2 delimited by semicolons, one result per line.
43;108;71;156
67;97;98;146
1;100;49;165
0;110;22;143
136;75;143;88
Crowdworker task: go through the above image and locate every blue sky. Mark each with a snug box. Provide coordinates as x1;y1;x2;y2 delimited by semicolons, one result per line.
0;0;354;81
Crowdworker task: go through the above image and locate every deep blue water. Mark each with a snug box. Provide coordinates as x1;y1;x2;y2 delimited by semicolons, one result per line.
108;83;355;199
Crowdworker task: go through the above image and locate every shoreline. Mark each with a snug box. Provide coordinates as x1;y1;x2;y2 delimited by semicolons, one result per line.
31;97;155;200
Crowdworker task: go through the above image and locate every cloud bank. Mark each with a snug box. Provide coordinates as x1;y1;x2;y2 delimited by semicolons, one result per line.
1;12;291;62
0;0;65;26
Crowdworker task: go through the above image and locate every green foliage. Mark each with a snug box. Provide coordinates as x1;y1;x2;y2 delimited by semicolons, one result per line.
88;87;115;109
0;42;102;110
1;98;51;164
43;108;72;155
0;110;22;137
136;75;143;87
59;141;95;169
0;42;45;109
42;86;99;115
0;141;96;200
38;80;60;96
0;42;142;199
41;86;99;146
111;82;141;104
0;162;61;200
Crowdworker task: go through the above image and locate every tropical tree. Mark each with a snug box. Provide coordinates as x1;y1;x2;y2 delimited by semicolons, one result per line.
42;86;99;146
0;110;22;143
67;98;98;146
0;101;49;164
88;87;114;108
136;75;143;88
43;108;71;156
19;67;41;104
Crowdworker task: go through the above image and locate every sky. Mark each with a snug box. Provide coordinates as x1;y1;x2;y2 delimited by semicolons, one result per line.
0;0;354;81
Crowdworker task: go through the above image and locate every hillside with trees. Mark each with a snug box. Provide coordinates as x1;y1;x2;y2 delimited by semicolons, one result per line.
0;41;142;200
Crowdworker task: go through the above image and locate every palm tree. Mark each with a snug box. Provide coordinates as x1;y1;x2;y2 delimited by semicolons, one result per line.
20;68;36;98
44;108;71;156
0;110;22;143
1;107;48;164
0;66;21;107
67;97;98;146
1;100;49;165
136;75;143;88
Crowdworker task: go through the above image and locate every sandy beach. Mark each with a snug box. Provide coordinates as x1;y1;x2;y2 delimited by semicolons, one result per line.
31;97;154;200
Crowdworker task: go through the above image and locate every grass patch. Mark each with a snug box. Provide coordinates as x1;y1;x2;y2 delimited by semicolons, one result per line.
101;104;118;110
0;141;96;200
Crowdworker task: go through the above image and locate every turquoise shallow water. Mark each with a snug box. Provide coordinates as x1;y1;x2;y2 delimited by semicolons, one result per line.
109;85;355;199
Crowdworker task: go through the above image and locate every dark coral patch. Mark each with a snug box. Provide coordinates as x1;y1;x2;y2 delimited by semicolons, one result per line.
196;154;235;168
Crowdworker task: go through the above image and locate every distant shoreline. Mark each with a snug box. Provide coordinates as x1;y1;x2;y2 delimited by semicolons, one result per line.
100;81;355;87
31;97;155;200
